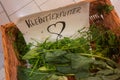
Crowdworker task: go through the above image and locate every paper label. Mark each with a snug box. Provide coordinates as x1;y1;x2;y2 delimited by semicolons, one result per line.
16;1;89;44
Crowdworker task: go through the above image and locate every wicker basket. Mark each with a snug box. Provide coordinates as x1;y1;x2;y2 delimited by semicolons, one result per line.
0;0;120;80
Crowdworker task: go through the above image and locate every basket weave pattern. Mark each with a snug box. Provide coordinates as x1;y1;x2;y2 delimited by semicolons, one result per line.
0;0;120;80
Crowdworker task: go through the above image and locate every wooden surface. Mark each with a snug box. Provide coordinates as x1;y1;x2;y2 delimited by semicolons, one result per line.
0;0;120;80
0;23;21;80
103;0;120;36
89;0;120;36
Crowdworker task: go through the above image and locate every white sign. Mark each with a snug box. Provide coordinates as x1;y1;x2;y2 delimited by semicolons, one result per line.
16;1;90;44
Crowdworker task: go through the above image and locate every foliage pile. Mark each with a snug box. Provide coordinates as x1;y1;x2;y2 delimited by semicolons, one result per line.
90;24;120;62
17;26;120;80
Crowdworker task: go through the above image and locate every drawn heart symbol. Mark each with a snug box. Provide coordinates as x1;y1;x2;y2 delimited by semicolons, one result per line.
47;21;66;40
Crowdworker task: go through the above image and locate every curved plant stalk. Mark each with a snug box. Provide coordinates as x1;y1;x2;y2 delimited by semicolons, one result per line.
29;58;40;76
80;53;116;70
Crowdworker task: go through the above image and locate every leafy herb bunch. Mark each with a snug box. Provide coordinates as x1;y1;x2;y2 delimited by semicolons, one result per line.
17;27;120;80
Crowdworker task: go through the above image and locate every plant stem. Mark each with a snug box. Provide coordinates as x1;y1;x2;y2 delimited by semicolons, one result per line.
29;58;39;76
80;53;115;64
80;54;115;70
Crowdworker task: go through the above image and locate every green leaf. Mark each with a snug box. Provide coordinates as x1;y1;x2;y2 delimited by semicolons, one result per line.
97;69;114;76
22;48;40;60
82;77;102;80
105;60;117;68
114;68;120;74
38;65;56;72
45;50;69;64
92;60;108;69
71;54;93;70
17;66;49;80
46;74;67;80
101;75;120;80
75;71;90;80
56;65;77;74
18;66;68;80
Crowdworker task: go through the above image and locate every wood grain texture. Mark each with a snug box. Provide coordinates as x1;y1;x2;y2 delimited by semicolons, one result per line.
0;23;21;80
0;0;120;80
89;0;120;36
103;0;120;36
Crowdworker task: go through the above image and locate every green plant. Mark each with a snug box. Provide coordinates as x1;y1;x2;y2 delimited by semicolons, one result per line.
97;4;114;14
89;24;120;62
7;27;31;62
17;28;120;80
14;31;32;60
